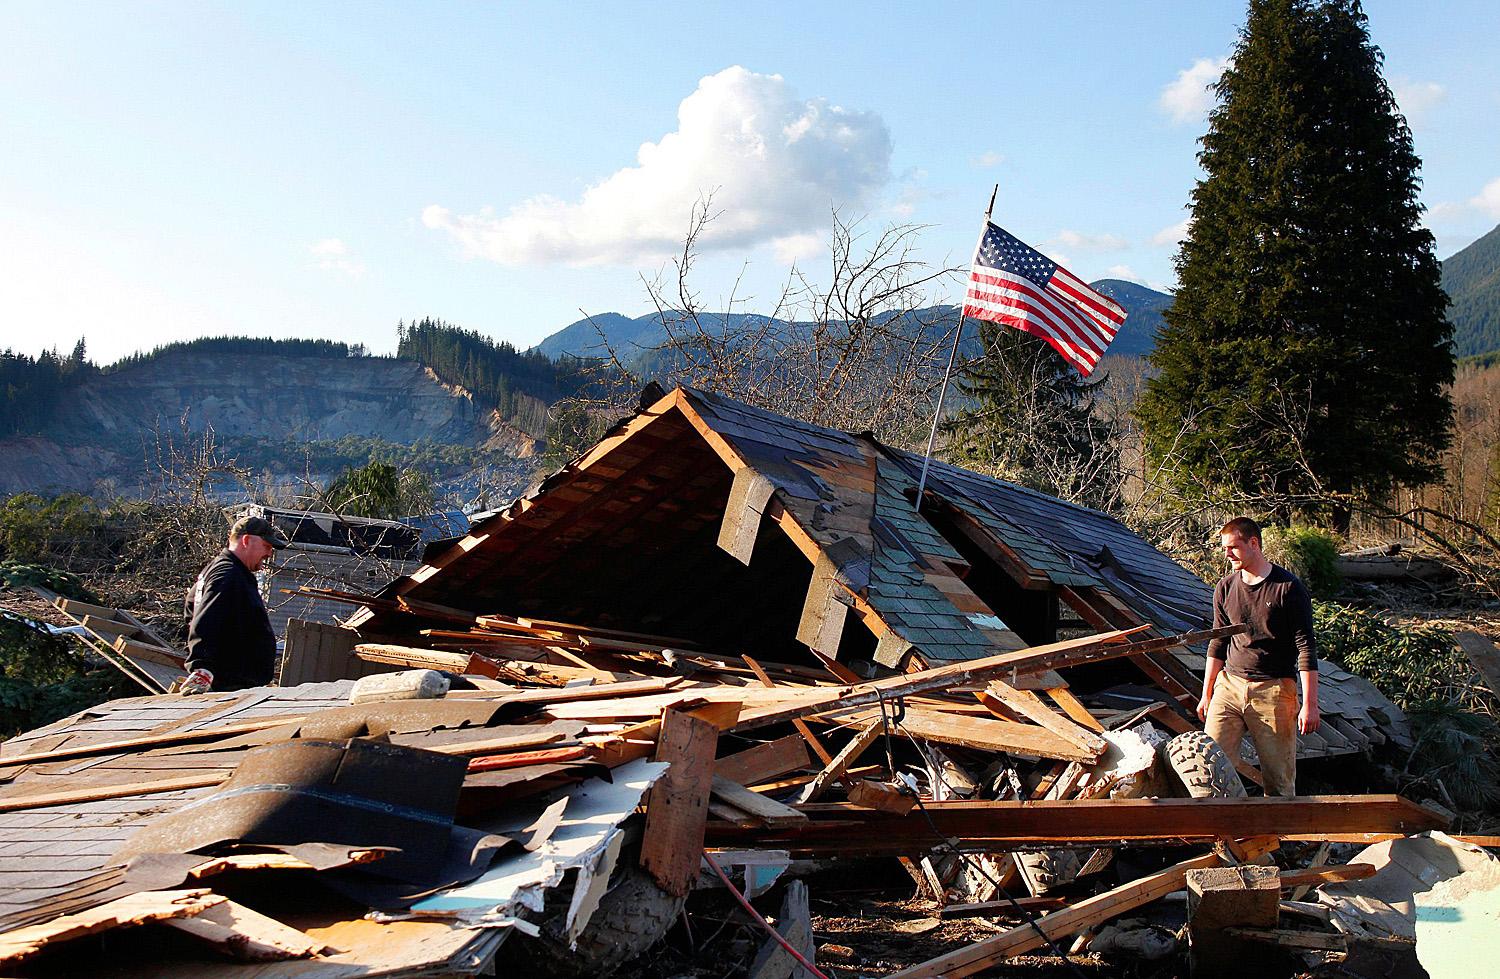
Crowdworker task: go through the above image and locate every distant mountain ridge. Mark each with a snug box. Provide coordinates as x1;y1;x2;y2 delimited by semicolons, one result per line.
1443;223;1500;359
535;279;1174;368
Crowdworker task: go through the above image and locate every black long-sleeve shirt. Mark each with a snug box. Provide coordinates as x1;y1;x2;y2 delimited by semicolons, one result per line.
184;549;276;690
1206;564;1318;679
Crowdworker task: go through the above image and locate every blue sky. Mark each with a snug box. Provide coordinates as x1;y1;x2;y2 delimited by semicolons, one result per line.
3;1;1497;364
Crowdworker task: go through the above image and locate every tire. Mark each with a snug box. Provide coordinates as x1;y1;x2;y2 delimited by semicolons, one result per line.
499;855;686;978
1162;731;1247;799
1015;848;1083;896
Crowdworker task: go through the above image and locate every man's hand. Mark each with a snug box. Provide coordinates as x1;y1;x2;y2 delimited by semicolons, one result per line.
1298;700;1320;735
1196;696;1211;721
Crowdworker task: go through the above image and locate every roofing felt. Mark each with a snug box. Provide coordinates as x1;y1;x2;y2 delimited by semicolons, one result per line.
884;450;1215;635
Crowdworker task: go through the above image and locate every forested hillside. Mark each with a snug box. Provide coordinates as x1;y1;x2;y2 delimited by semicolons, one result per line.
396;317;589;436
1443;223;1500;358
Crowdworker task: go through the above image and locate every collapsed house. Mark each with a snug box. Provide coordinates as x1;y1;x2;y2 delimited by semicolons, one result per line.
0;386;1469;976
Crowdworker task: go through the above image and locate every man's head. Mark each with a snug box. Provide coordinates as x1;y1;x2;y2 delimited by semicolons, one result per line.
1219;516;1265;574
228;515;287;572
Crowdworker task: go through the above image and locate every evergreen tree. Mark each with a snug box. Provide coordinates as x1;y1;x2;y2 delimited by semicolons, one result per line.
945;324;1120;510
1137;0;1452;528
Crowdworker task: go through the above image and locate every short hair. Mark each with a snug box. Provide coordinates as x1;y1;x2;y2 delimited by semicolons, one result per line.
1220;516;1262;542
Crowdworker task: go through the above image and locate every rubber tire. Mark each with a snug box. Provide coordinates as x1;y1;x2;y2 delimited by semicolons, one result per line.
1016;848;1083;896
1162;730;1247;799
500;857;686;978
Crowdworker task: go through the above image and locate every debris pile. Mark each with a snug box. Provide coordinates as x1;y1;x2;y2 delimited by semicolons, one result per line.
0;386;1483;975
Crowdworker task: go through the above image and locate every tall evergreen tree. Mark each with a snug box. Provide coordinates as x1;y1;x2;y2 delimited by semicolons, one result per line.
945;324;1120;510
1137;0;1452;527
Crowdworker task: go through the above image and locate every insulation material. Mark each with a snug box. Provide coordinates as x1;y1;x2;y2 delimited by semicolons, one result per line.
1318;830;1500;978
411;758;668;920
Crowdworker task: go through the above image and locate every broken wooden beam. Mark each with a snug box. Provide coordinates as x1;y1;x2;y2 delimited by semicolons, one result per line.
796;719;884;804
709;776;808;830
706;796;1449;853
640;708;719;897
735;625;1249;732
715;734;811;786
832;705;1104;764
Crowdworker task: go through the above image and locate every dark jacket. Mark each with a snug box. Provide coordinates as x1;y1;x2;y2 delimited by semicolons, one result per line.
185;549;276;690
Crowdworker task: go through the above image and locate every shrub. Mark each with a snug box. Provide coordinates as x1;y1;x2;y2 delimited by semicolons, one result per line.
1313;602;1470;710
1315;603;1500;816
0;493;106;565
0;618;132;737
1262;524;1343;596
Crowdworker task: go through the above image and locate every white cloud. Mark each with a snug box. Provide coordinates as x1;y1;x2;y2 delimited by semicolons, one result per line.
772;233;824;264
1152;218;1192;247
1471;177;1500;219
423;66;892;266
1160;56;1227;125
1049;229;1127;253
972;151;1005;168
1106;265;1138;281
308;238;366;279
1391;76;1446;125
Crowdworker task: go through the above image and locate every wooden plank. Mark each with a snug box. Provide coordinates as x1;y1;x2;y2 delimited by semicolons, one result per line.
1045;687;1106;733
163;899;325;960
717;466;776;565
80;614;140;641
1278;863;1376;889
0;889;224;965
53;596;126;622
710;796;1448;853
639;709;719;897
732;625;1239;732
0;715;310;769
112;637;187;667
710;776;807;829
1456;630;1500;694
355;643;472;672
0;773;224;811
983;680;1107;755
797;719;884;804
834;706;1103;764
887;840;1279;978
716;735;811;786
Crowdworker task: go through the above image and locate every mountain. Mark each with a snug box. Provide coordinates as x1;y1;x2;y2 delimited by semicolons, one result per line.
1443;223;1500;359
0;347;537;498
1088;279;1172;358
535;280;1176;369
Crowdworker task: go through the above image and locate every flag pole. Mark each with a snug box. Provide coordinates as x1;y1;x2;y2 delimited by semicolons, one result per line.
914;185;997;510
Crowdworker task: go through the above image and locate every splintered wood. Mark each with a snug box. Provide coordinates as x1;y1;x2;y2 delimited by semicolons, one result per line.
0;608;1447;978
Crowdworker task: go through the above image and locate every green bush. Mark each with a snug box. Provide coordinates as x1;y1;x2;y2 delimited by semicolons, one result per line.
0;561;97;602
1315;603;1500;815
1262;524;1343;596
0;493;106;565
1313;602;1467;710
0;618;132;737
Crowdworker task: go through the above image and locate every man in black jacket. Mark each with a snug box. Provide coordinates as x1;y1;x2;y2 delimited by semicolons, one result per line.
184;515;286;691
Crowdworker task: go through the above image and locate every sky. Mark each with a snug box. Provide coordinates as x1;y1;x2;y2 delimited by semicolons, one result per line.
2;1;1498;365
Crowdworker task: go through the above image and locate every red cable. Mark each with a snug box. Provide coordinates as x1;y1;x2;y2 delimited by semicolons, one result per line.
701;850;832;979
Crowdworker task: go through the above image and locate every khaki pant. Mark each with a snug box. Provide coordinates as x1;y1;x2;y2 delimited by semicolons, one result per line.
1205;671;1299;797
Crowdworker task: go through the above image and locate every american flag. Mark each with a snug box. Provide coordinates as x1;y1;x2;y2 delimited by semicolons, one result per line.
963;222;1126;376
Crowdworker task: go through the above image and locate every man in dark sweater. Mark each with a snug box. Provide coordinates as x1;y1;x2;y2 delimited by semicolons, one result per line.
184;515;286;691
1197;516;1320;797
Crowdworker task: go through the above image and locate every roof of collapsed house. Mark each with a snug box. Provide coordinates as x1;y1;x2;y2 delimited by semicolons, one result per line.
354;385;1408;761
0;385;1455;975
